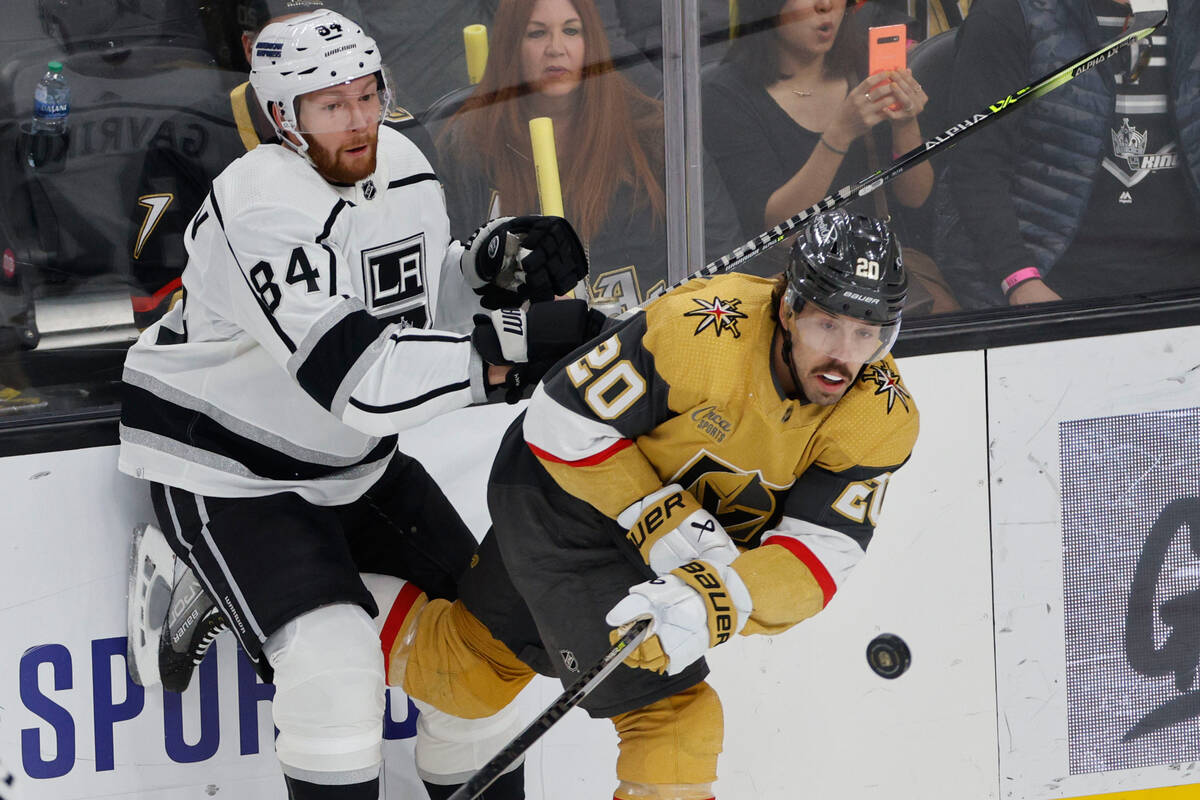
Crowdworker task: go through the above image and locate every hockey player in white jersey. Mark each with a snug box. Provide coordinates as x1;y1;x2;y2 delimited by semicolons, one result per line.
119;9;597;799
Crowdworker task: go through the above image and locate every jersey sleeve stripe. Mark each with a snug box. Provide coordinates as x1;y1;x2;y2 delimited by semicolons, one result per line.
522;384;632;462
761;516;868;606
526;437;634;466
293;305;389;411
329;329;472;420
348;379;471;414
121;381;397;481
388;331;470;344
761;535;838;608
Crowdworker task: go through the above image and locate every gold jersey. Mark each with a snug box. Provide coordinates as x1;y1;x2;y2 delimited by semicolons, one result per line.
524;273;919;633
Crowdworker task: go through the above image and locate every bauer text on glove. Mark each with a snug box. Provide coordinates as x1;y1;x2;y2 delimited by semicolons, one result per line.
617;484;740;574
605;559;751;676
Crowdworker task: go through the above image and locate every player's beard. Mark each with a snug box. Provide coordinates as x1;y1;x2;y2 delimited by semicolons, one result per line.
304;129;379;185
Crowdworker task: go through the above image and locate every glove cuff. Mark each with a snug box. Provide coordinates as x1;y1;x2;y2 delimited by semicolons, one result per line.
620;485;739;574
489;307;529;362
617;483;690;529
669;560;752;648
468;347;488;404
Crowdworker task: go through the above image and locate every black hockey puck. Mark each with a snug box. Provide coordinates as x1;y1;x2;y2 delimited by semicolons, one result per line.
866;633;911;679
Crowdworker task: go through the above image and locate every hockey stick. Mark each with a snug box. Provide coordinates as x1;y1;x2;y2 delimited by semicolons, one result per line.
446;618;652;800
635;5;1168;309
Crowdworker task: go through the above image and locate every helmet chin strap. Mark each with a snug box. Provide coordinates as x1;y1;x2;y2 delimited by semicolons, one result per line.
777;310;808;402
270;102;318;168
281;127;319;169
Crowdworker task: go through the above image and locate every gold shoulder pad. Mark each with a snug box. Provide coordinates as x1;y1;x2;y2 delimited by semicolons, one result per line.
386;105;415;123
643;274;778;408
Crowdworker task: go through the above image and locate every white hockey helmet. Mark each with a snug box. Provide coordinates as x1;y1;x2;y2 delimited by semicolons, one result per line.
250;9;390;148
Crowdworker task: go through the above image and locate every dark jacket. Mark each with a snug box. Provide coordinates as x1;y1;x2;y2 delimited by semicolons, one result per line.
935;0;1200;307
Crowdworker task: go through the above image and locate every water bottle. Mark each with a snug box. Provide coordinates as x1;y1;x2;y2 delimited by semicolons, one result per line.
27;61;70;170
32;61;70;134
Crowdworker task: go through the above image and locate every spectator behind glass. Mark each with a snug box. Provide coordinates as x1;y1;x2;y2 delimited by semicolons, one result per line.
437;0;742;312
368;0;662;111
701;0;932;240
934;0;1200;308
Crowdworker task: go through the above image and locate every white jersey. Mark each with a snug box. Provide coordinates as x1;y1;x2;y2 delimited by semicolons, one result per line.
118;126;486;505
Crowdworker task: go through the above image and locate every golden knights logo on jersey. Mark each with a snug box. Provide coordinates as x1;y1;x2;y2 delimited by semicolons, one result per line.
672;451;789;547
683;295;748;338
362;232;428;327
862;363;911;413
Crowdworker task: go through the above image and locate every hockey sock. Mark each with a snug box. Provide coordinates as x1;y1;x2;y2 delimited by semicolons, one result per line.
283;775;380;799
421;761;524;800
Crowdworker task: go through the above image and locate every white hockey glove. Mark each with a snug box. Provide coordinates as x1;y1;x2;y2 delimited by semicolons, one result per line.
606;560;752;676
461;215;588;308
617;484;741;574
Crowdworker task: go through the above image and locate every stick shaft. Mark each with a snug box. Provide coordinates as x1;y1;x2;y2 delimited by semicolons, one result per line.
642;10;1167;308
446;618;652;800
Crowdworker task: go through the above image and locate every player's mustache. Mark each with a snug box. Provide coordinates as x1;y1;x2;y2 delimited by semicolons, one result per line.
812;360;854;382
342;133;376;151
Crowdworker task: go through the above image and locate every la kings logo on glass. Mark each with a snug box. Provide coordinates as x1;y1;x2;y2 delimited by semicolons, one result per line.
362;233;428;326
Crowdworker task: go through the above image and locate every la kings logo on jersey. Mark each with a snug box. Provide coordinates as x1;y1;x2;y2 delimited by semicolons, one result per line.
362;233;429;327
1105;118;1180;188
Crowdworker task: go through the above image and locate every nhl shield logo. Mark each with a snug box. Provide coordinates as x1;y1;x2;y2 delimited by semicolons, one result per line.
362;179;377;200
560;649;580;673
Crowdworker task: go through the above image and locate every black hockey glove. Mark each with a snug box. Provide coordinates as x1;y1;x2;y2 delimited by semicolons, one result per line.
472;299;607;404
480;358;560;405
461;215;588;309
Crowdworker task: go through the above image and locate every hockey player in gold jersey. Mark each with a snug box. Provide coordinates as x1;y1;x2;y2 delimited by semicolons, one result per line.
397;209;920;800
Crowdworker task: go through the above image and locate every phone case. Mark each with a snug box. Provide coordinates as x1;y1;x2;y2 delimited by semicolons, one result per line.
868;24;907;76
868;24;907;110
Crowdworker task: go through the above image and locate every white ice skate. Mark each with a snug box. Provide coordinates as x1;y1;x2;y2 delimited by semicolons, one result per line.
126;522;177;687
126;522;228;691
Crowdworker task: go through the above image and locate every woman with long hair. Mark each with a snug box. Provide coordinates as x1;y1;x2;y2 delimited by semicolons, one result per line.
438;0;741;309
703;0;932;237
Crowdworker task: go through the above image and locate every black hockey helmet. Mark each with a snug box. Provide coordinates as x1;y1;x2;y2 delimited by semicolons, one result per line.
782;209;906;363
785;209;906;324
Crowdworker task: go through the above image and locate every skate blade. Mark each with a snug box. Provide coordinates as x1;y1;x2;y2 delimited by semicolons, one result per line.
126;522;176;687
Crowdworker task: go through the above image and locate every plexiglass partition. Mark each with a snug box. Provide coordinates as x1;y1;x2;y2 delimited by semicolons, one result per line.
0;0;1196;434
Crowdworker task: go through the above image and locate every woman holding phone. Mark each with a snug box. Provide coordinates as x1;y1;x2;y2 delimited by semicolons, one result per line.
702;0;932;238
